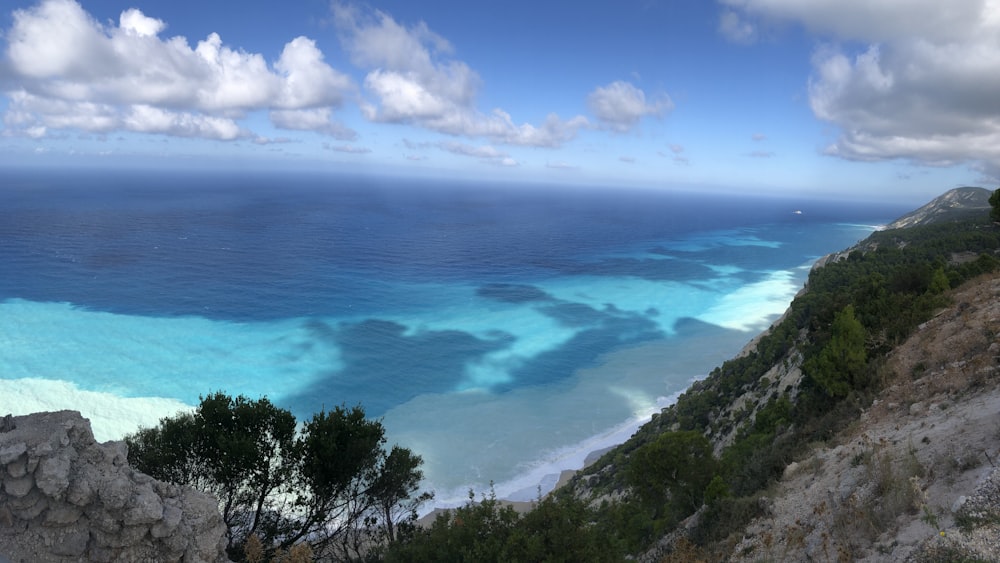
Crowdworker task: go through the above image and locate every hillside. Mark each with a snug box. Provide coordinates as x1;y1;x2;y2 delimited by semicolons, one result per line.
558;187;1000;562
886;187;992;230
727;273;1000;561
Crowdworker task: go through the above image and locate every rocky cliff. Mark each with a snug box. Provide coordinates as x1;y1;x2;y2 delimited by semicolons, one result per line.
0;410;231;563
726;272;1000;562
886;187;992;230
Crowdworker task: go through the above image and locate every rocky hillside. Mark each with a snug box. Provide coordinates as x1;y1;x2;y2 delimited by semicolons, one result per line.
0;410;231;563
886;187;992;230
729;272;1000;562
561;188;1000;562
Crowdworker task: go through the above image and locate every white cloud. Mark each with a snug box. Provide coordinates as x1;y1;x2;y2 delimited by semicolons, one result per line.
719;0;989;44
721;0;1000;175
273;36;354;109
269;108;357;140
2;0;354;140
124;105;243;139
437;141;518;166
752;133;767;141
619;156;636;163
587;81;673;132
333;3;587;147
324;143;371;154
440;141;505;159
119;8;165;38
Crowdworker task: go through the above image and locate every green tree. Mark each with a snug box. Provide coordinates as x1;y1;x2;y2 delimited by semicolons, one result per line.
928;266;950;294
369;446;434;544
384;489;520;563
127;392;296;554
626;430;716;521
990;188;1000;222
805;304;867;398
126;394;430;561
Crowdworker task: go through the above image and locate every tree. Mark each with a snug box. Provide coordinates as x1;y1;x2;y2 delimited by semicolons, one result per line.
804;304;867;398
990;188;1000;222
369;446;434;544
126;392;297;554
626;430;716;521
126;393;431;561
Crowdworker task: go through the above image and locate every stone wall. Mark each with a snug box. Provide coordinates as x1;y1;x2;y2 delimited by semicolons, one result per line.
0;410;231;563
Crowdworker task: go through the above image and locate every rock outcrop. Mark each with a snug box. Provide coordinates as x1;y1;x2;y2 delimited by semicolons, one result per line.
0;410;230;563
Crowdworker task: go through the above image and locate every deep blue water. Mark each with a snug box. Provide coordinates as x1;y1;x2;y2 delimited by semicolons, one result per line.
0;169;907;503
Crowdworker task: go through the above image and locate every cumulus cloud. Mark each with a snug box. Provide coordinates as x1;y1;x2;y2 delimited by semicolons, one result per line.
2;0;355;140
721;0;1000;176
719;0;987;44
270;108;357;140
333;3;587;147
587;81;673;132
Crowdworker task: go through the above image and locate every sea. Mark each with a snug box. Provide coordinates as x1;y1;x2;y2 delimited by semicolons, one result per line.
0;168;908;508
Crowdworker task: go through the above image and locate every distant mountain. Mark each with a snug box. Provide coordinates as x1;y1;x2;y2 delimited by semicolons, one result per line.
886;186;993;229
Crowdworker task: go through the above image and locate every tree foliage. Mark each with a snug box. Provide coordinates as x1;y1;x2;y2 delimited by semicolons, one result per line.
990;188;1000;222
804;304;867;398
626;430;716;521
382;490;621;563
125;393;431;561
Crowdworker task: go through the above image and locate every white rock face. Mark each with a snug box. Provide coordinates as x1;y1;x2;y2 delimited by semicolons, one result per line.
0;410;231;562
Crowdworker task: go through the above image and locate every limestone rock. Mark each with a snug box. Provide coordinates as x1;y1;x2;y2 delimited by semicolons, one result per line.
0;410;232;562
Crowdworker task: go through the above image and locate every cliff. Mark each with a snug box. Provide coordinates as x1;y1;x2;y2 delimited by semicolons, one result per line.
727;272;1000;561
885;187;992;230
0;410;231;563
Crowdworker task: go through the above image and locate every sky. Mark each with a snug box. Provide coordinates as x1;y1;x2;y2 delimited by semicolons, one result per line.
1;0;998;202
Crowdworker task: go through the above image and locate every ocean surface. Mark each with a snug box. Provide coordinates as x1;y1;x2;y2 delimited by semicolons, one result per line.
0;169;907;507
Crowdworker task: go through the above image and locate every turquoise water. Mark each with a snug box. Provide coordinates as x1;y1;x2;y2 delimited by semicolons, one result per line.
0;169;903;506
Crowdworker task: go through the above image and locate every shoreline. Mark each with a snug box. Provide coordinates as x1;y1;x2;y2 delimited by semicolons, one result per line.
413;281;815;517
416;252;851;521
418;447;616;526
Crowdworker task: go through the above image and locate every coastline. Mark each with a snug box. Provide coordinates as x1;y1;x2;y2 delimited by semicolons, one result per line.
416;304;797;521
472;250;852;515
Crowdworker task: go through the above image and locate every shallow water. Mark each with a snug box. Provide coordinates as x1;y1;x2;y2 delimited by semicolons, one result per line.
0;169;904;505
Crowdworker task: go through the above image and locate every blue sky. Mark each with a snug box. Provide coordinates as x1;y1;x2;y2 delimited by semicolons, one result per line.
1;0;998;202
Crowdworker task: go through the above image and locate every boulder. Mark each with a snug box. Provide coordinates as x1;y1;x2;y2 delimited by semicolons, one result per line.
0;410;231;562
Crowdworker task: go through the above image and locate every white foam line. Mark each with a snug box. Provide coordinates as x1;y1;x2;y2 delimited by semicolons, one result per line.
0;377;193;442
423;386;688;511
